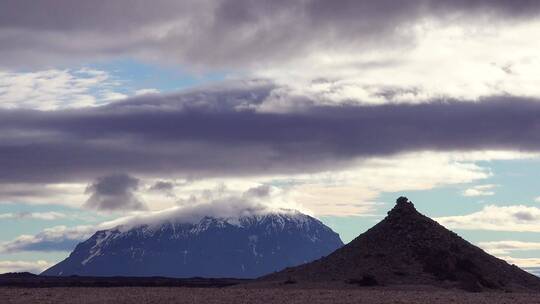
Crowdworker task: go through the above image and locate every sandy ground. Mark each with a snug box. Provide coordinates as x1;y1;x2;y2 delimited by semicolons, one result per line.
1;287;540;304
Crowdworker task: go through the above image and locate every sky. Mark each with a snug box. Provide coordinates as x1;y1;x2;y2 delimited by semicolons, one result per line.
0;0;540;276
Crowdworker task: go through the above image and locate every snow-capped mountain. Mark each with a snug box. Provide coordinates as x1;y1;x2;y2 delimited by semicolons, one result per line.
42;211;343;278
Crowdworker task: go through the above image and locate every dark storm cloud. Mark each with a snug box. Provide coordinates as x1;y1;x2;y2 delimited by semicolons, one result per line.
1;0;540;68
243;185;272;198
149;181;177;198
1;83;540;183
514;211;537;222
84;174;146;211
149;181;175;193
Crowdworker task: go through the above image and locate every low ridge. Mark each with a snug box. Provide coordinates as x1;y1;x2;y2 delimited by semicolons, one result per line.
263;197;540;292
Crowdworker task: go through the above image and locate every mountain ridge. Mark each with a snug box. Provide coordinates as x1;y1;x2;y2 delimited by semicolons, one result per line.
42;210;343;278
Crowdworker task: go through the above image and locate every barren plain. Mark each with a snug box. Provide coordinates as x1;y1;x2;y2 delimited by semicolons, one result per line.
2;287;540;304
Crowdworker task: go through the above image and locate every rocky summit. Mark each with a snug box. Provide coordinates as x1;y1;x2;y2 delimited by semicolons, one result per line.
41;210;343;278
263;197;540;292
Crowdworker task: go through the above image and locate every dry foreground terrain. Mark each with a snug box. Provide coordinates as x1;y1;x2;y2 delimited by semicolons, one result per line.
2;287;540;304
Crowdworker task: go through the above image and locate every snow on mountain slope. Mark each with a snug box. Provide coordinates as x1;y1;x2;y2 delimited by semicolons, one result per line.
42;210;343;278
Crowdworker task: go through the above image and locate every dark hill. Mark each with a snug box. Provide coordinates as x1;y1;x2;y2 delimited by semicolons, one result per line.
263;197;540;292
0;272;37;279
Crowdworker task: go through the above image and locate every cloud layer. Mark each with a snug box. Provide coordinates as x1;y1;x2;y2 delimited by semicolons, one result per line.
2;0;540;69
478;241;540;255
1;83;540;184
477;241;540;275
4;1;540;107
0;225;95;253
437;205;540;232
0;186;295;253
0;212;66;221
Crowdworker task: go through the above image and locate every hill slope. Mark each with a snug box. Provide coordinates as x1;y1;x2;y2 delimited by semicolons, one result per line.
263;197;540;292
42;211;343;278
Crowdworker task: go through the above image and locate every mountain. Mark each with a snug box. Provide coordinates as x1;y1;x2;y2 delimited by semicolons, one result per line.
42;210;343;278
263;197;540;292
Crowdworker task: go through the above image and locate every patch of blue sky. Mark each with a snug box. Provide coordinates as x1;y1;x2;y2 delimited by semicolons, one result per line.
320;215;382;244
377;187;476;218
479;158;540;205
86;58;228;97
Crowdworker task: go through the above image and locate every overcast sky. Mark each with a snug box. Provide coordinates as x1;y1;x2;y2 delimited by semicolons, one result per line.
0;0;540;276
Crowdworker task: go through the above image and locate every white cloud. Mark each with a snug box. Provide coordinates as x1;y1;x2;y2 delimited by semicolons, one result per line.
477;240;540;276
101;91;128;101
255;20;540;109
0;185;302;253
267;151;492;216
0;225;96;253
0;212;66;221
525;267;540;277
3;1;540;112
136;150;495;216
0;183;88;208
104;190;301;231
135;88;160;96
499;257;540;270
437;205;540;232
535;196;540;203
0;260;52;274
463;184;497;197
0;68;125;110
3;3;540;108
478;241;540;255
